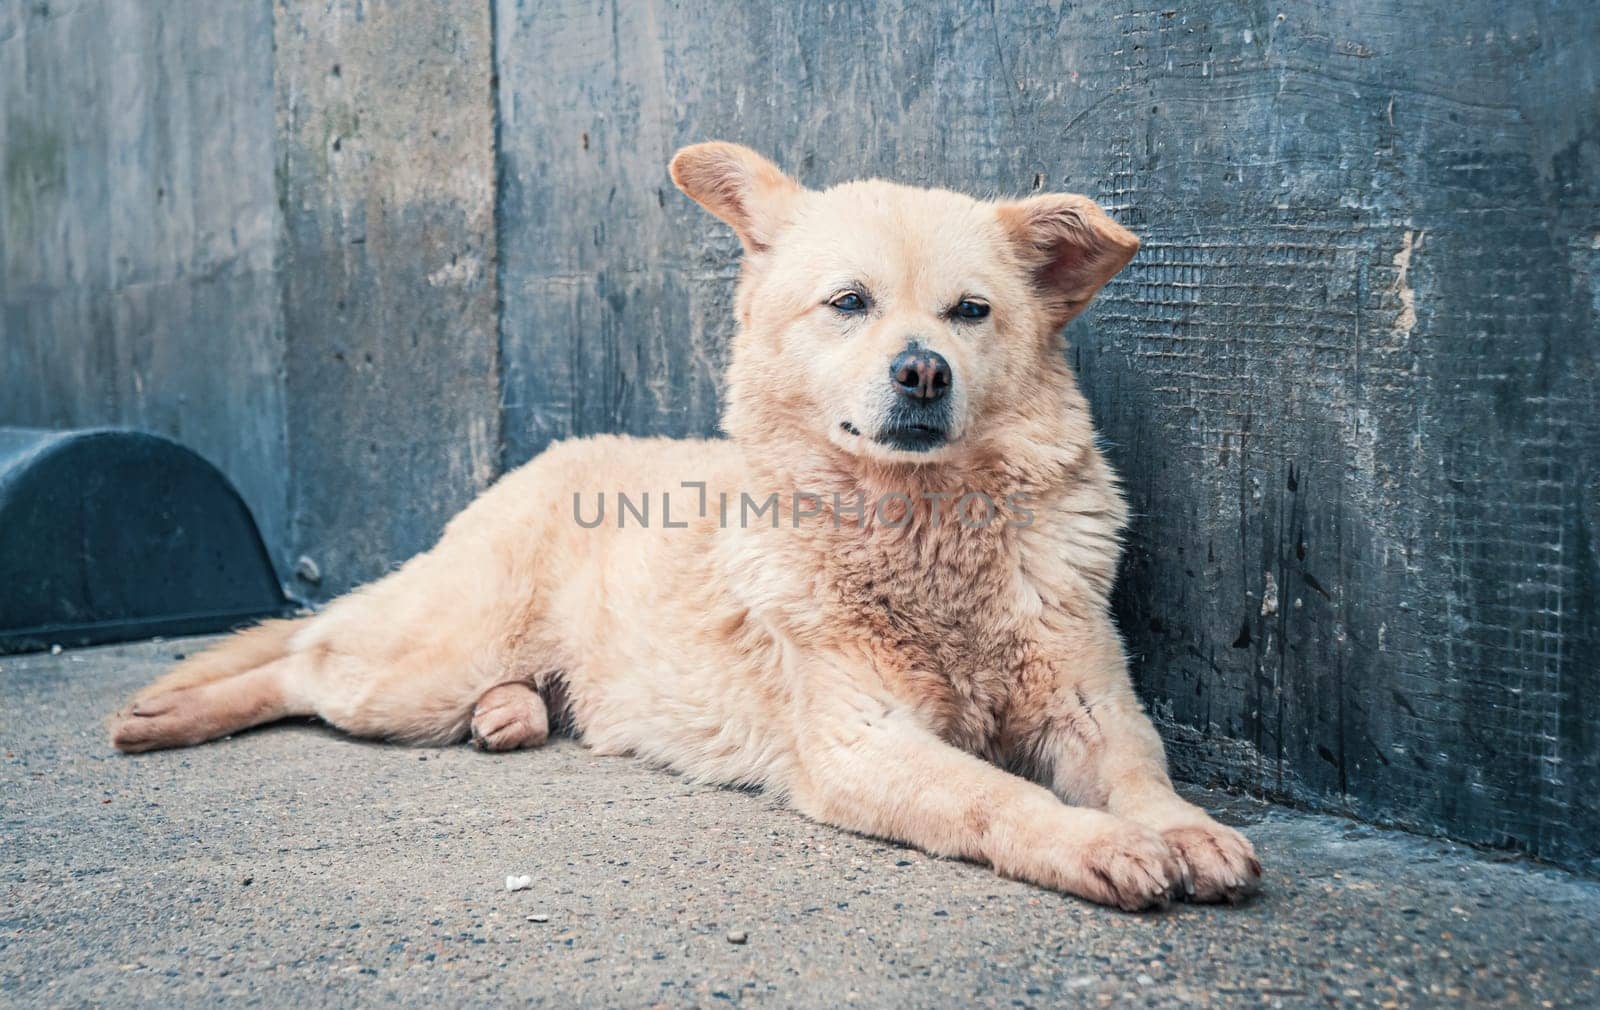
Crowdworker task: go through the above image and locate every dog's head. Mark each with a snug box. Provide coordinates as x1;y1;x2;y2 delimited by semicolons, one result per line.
670;142;1137;467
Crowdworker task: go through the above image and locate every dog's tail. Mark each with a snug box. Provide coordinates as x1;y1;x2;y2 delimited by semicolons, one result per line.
128;617;305;704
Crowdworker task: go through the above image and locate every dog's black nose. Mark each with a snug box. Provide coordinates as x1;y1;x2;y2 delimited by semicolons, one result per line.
890;346;951;404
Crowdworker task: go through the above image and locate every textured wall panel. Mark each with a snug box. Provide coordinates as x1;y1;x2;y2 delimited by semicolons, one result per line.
276;0;501;598
0;0;288;578
496;0;1600;870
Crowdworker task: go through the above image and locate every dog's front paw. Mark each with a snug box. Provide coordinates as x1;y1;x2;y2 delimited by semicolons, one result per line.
1064;820;1184;912
1162;821;1261;903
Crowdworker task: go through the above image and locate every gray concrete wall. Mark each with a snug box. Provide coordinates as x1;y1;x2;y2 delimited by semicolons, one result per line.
0;0;288;576
1;0;500;599
275;0;500;598
2;0;1596;871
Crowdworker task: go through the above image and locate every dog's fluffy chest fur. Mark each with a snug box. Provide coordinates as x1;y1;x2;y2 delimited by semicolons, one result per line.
732;467;1122;758
821;521;1027;747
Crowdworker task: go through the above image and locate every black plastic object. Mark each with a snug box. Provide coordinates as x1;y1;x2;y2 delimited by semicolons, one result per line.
0;427;292;654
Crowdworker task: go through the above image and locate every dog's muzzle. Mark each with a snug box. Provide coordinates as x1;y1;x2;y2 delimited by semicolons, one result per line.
876;344;953;451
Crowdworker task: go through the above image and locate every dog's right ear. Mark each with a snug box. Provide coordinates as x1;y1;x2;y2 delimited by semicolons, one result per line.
996;193;1140;328
669;142;802;255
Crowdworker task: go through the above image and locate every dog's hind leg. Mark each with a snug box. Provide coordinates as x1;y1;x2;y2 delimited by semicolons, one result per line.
127;618;304;705
111;641;541;753
112;512;558;753
111;655;309;753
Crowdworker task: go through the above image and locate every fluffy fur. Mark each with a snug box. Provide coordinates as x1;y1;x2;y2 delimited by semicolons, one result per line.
111;144;1260;910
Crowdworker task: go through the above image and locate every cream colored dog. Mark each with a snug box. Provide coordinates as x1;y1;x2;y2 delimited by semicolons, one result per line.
111;143;1260;910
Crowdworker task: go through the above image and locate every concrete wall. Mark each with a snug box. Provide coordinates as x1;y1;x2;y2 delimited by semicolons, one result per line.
1;0;499;599
3;0;1597;872
276;0;500;598
0;0;287;574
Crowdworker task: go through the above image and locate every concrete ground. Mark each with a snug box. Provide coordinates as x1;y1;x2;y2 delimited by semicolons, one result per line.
3;638;1598;1009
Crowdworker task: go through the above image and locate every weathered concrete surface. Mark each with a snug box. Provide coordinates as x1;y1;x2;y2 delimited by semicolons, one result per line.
0;0;289;577
276;0;501;599
0;0;502;601
5;637;1600;1009
493;1;1600;872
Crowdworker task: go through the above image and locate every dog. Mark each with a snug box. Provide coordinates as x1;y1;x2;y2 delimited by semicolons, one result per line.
110;143;1260;910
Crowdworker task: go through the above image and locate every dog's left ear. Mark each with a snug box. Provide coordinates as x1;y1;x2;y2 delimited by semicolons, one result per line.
670;142;802;255
996;194;1140;326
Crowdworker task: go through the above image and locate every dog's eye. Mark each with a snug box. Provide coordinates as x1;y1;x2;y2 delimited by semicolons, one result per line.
951;299;990;321
829;291;868;314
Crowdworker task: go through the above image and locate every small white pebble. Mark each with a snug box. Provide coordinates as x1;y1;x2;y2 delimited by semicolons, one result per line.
505;874;532;892
50;644;63;655
525;913;549;923
726;929;748;945
1137;973;1155;986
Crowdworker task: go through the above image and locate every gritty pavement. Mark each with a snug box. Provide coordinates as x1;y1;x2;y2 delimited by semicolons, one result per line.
3;638;1598;1009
